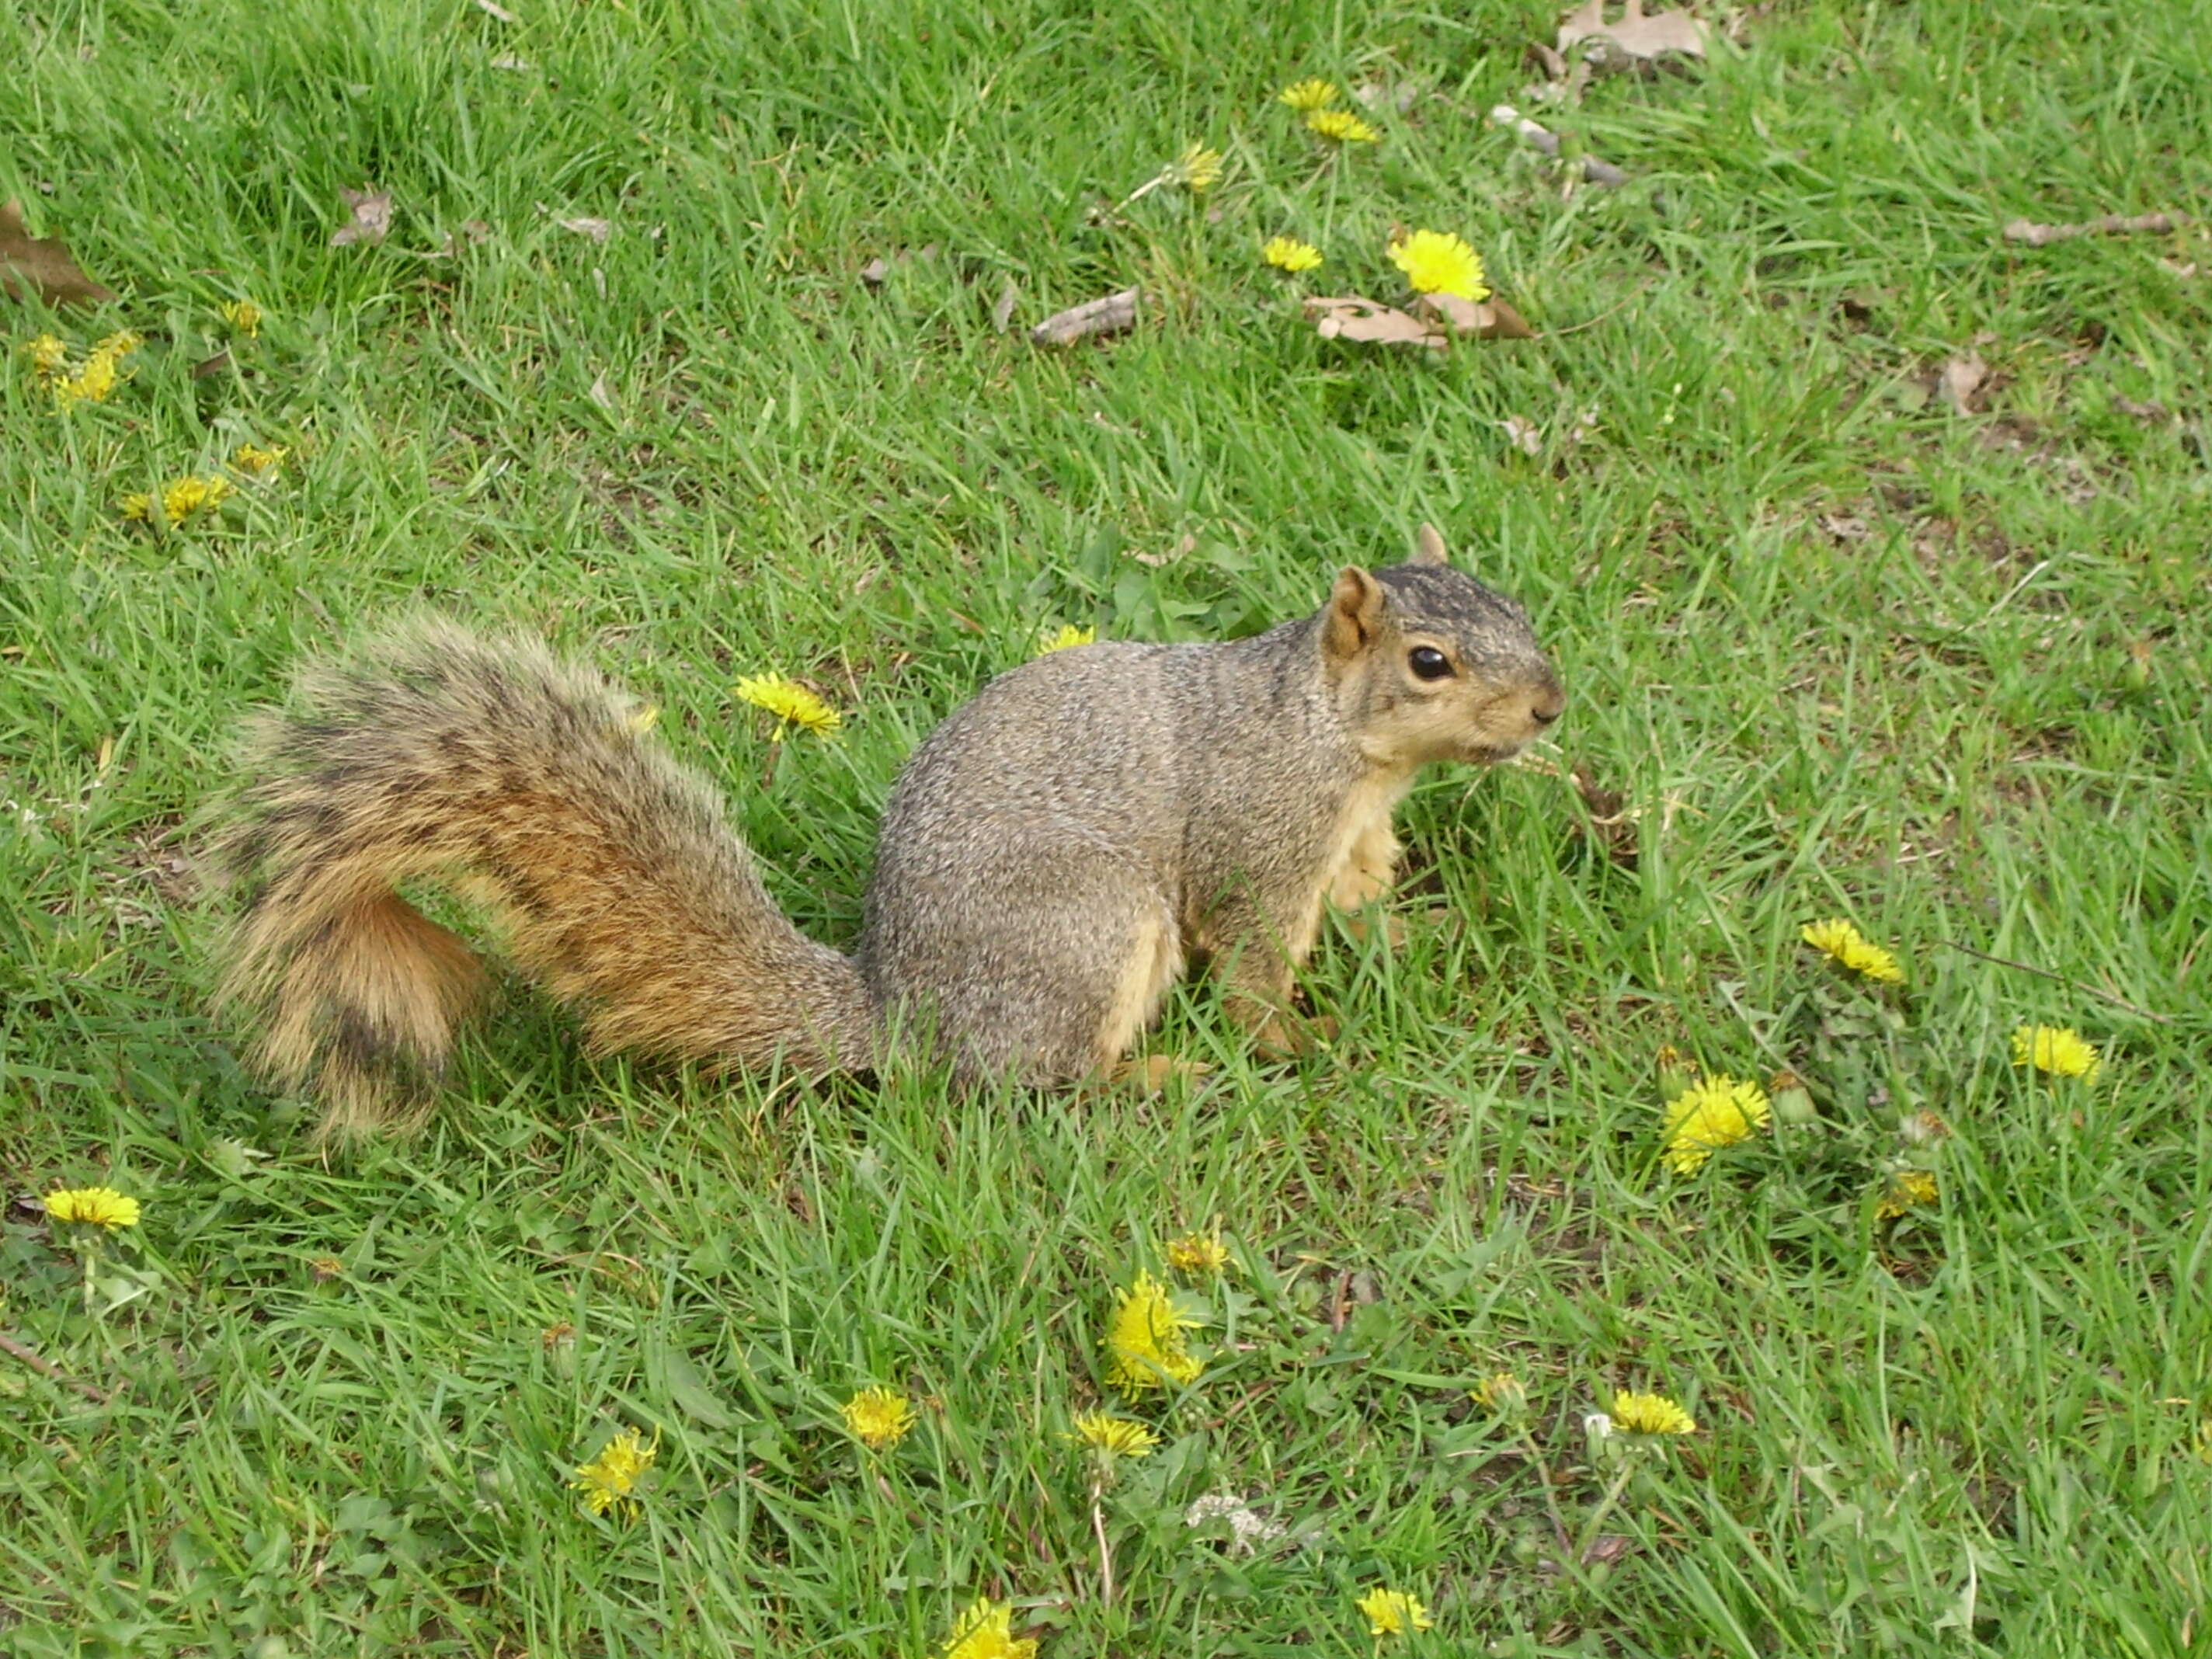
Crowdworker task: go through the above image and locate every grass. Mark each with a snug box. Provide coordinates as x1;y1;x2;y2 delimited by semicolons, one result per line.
4;0;2210;1653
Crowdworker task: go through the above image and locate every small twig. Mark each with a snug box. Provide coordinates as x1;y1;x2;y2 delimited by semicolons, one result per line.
1031;288;1139;348
1939;941;2174;1025
1490;105;1629;187
0;1330;110;1403
2003;210;2186;247
1539;288;1647;338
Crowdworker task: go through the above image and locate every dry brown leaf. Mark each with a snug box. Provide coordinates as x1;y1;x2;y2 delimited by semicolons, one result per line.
1557;0;1707;64
858;256;892;287
1132;532;1197;569
1031;287;1139;346
1416;291;1538;339
1572;767;1637;869
1939;353;1987;416
558;216;612;244
191;350;231;380
1304;294;1445;350
2002;210;2185;248
991;277;1021;333
330;186;392;248
0;200;117;307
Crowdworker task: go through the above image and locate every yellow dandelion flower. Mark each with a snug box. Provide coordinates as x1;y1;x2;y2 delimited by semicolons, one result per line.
1166;1229;1229;1275
53;331;141;407
156;475;236;520
1104;1270;1203;1398
1800;917;1904;983
1470;1372;1526;1414
937;1598;1038;1659
1038;624;1095;655
571;1425;659;1520
54;353;119;405
44;1186;141;1229
2011;1024;2100;1080
1175;142;1224;192
1262;235;1323;273
734;673;841;739
26;334;69;379
1355;1588;1433;1638
1875;1170;1939;1220
1388;229;1488;301
309;1254;346;1282
1066;1410;1160;1459
220;298;264;336
1661;1074;1772;1175
1306;108;1380;144
119;492;153;521
1611;1389;1696;1435
231;443;288;475
840;1384;917;1452
1279;78;1340;113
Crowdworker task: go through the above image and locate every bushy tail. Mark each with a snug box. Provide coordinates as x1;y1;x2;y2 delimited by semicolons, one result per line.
210;618;874;1140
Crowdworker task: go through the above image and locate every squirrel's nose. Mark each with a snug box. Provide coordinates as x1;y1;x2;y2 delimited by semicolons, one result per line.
1529;680;1565;726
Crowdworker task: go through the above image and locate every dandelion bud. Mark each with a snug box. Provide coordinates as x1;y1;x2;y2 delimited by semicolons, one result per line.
1470;1372;1528;1419
1768;1068;1818;1126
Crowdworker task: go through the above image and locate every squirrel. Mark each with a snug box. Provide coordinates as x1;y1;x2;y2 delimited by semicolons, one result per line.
210;525;1563;1141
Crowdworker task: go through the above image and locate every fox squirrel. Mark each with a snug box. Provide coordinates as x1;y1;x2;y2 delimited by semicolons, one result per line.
212;525;1563;1140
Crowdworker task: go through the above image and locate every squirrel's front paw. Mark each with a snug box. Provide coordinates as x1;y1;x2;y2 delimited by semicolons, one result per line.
1111;1054;1215;1093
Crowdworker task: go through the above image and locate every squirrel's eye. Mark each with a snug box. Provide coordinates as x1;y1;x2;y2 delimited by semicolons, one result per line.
1408;646;1453;681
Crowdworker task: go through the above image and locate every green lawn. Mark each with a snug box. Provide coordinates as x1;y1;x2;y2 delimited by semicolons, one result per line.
5;0;2210;1653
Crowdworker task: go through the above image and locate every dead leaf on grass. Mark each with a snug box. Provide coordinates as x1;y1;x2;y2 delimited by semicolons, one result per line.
1556;0;1708;66
558;216;612;245
1031;287;1138;346
0;199;117;307
471;0;518;19
1939;353;1987;416
430;218;492;258
1502;415;1542;456
858;256;892;287
1572;767;1638;869
587;370;616;411
329;186;392;248
1132;532;1196;569
1304;294;1445;350
991;276;1021;333
1417;290;1537;339
2002;210;2186;248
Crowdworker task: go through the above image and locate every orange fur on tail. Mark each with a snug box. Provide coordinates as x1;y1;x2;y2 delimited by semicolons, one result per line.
211;620;874;1142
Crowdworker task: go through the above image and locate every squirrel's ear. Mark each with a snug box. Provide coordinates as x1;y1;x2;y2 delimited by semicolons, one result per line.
1413;523;1449;566
1323;565;1386;662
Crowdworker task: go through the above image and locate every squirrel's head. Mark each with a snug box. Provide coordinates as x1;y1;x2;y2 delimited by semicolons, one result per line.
1318;523;1563;768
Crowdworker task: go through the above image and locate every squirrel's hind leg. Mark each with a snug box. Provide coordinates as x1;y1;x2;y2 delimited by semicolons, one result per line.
888;870;1184;1087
